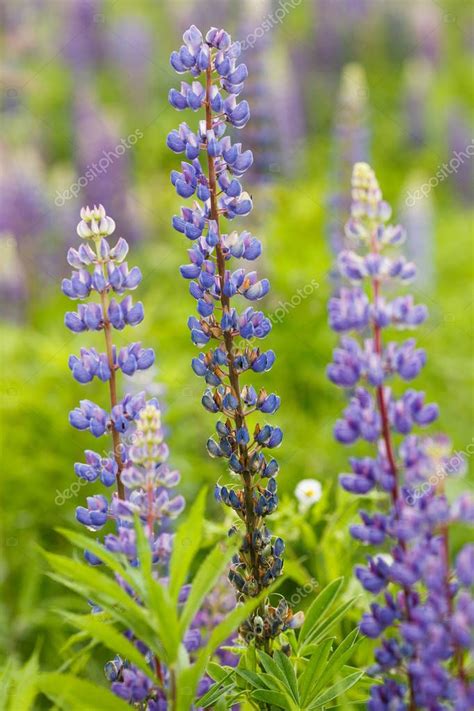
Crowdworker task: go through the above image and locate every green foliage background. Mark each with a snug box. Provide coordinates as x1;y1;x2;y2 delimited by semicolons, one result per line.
0;0;472;700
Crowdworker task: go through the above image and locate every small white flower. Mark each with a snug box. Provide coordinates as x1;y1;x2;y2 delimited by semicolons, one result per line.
295;478;322;513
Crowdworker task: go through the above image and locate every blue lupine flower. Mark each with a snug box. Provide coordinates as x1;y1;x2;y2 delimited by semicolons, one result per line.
167;25;303;645
328;164;474;708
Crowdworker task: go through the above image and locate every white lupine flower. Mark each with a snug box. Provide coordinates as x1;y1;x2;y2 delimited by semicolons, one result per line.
76;206;116;239
295;479;322;513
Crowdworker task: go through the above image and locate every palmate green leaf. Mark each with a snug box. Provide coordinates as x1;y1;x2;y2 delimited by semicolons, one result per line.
299;578;343;644
37;673;131;711
56;527;138;592
311;628;361;697
62;611;156;682
306;597;357;647
299;638;334;705
169;488;206;604
45;553;157;651
235;668;290;695
256;650;289;690
197;670;235;708
308;670;364;709
251;688;296;709
180;580;282;711
133;515;179;662
178;536;239;637
274;650;299;703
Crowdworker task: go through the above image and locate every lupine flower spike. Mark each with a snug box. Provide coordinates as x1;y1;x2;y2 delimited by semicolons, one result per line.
64;204;151;502
328;164;474;710
63;206;186;706
167;25;303;650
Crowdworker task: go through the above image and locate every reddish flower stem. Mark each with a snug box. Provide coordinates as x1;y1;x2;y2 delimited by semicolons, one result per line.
370;239;416;711
94;240;125;500
441;522;467;683
205;64;263;600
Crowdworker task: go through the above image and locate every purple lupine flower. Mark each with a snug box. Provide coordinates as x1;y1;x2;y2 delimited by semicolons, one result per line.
328;163;473;708
63;205;171;704
167;25;303;648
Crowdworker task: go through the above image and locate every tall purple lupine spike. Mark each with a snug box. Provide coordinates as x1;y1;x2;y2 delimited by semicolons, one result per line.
64;204;152;502
63;208;188;706
167;25;303;649
328;163;474;709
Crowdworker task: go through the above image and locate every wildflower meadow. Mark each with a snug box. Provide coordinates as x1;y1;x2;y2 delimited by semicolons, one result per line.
0;2;472;710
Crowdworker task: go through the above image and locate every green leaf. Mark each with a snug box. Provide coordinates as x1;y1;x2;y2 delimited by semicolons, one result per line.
299;638;334;705
257;650;286;684
37;673;132;711
236;668;289;697
134;515;179;662
45;553;156;650
206;662;235;683
309;671;365;709
6;651;39;711
251;688;294;709
274;650;299;703
299;578;344;644
312;629;361;696
63;612;156;682
169;488;206;604
0;660;15;708
307;598;357;646
56;528;137;591
181;580;281;711
197;674;235;708
179;536;238;637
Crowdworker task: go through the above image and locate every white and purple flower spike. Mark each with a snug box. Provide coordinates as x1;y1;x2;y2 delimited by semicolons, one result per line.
328;163;473;709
